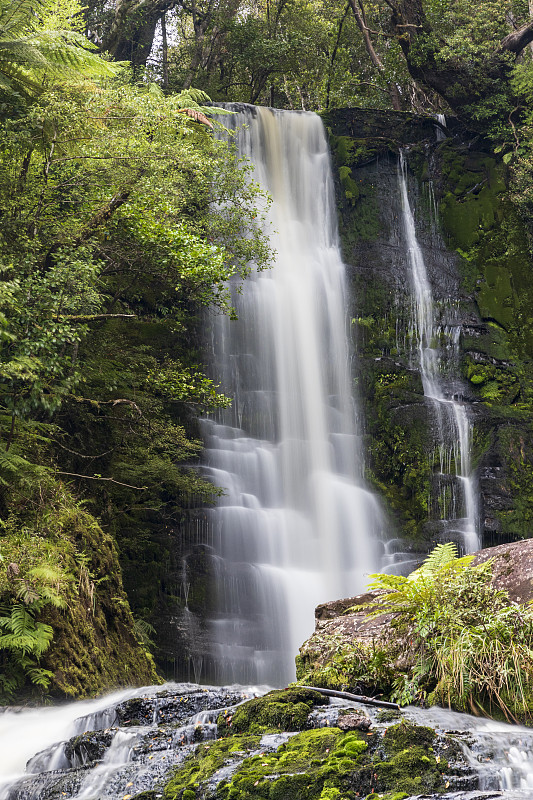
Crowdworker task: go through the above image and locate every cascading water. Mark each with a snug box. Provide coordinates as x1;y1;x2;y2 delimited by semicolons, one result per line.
200;106;384;686
398;153;479;554
5;684;533;799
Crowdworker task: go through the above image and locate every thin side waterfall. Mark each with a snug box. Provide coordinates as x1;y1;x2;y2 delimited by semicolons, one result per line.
398;153;479;553
201;106;384;686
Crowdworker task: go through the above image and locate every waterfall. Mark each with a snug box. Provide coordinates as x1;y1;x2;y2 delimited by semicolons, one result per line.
200;106;384;686
398;153;479;553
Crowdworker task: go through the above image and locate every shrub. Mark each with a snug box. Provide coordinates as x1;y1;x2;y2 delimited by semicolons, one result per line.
365;543;533;720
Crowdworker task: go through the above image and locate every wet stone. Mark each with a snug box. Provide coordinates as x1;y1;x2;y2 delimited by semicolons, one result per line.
115;687;250;727
336;711;372;731
64;729;114;766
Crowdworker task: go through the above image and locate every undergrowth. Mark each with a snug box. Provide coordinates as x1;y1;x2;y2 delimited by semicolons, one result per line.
365;543;533;720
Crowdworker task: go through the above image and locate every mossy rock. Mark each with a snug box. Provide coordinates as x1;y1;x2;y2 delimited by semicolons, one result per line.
0;477;159;701
164;720;446;800
164;734;263;799
217;687;328;735
381;721;435;754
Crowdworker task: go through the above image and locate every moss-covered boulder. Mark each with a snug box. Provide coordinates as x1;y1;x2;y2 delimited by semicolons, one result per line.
216;687;329;736
164;713;449;800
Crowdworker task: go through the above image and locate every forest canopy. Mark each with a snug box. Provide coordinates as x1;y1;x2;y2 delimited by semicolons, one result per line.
0;0;272;699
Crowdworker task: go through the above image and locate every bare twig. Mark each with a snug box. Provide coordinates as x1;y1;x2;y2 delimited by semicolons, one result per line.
52;440;116;459
56;471;147;490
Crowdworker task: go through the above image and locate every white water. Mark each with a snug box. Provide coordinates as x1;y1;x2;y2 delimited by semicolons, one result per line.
0;684;264;799
201;107;384;686
435;113;447;141
408;705;533;797
0;686;140;796
398;153;479;553
4;687;533;798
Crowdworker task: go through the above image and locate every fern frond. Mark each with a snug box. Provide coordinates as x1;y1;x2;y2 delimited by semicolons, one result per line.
412;542;459;578
24;665;53;687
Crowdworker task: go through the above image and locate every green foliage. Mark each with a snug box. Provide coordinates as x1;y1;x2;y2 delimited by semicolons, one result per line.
296;635;396;696
0;602;54;697
0;0;117;100
366;544;533;720
0;473;158;699
0;24;274;688
0;545;66;697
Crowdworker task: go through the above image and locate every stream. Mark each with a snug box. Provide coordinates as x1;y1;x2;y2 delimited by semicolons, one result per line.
2;684;533;799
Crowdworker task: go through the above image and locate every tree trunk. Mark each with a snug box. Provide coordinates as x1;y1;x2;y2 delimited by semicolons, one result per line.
347;0;402;109
500;17;533;54
530;0;533;56
101;0;175;69
161;12;169;89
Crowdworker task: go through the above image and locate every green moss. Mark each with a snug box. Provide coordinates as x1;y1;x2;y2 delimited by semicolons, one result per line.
217;687;328;736
365;794;408;800
0;477;158;700
491;426;533;537
382;721;435;754
164;734;262;799
216;728;355;800
327;134;381;241
165;720;446;800
438;142;533;357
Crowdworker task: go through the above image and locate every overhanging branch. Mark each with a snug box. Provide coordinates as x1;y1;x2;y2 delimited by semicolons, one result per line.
501;18;533;54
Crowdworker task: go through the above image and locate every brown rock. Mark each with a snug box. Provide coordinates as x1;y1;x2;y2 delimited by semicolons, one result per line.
298;538;533;680
337;712;372;731
472;538;533;603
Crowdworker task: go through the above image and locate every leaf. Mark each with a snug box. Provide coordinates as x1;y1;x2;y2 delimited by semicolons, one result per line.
176;107;214;129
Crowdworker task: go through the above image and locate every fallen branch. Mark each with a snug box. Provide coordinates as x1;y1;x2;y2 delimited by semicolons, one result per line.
297;685;401;710
56;471;147;490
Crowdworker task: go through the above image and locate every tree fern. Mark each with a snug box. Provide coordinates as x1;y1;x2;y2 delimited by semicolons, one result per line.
0;0;117;99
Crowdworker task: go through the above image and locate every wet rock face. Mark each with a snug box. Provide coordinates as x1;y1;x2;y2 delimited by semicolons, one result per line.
326;138;481;551
5;685;257;800
64;729;114;766
115;687;247;728
323;109;533;549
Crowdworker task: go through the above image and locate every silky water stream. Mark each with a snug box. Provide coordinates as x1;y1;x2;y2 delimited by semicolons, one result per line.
198;106;385;687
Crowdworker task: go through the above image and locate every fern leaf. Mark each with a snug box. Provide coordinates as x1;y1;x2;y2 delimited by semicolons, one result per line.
412;543;459;578
177;107;214;129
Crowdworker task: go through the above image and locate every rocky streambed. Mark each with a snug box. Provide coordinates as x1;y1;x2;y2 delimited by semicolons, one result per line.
2;682;532;800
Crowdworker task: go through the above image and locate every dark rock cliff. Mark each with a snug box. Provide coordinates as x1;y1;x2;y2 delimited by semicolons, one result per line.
322;107;533;550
